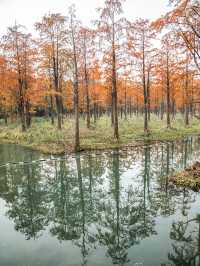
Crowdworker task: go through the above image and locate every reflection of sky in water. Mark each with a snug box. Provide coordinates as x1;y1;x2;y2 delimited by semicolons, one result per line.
0;137;200;265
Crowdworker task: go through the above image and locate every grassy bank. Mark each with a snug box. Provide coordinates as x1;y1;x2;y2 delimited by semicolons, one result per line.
0;114;200;154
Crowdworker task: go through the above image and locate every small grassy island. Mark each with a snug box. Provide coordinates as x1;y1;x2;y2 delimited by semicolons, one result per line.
170;161;200;191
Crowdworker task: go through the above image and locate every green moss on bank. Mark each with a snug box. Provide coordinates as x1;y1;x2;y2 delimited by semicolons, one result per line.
0;115;200;154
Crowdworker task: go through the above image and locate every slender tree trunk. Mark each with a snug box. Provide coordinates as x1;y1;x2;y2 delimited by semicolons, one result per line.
185;57;189;126
74;77;80;151
124;82;127;120
19;80;26;132
86;81;90;129
53;54;62;130
52;36;63;130
25;100;31;128
50;95;55;125
142;30;149;134
112;23;119;140
111;89;114;126
147;67;151;122
94;102;97;124
136;97;139;117
15;31;26;132
71;16;80;152
161;86;164;121
166;49;171;129
4;112;8;126
83;34;90;129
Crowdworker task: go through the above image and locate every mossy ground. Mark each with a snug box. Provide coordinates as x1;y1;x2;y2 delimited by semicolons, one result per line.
0;114;200;154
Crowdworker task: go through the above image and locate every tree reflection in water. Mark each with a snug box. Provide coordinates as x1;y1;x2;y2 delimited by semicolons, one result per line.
168;215;200;265
1;137;200;265
3;162;49;240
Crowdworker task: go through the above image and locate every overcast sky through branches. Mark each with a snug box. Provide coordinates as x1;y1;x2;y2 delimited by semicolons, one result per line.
0;0;170;36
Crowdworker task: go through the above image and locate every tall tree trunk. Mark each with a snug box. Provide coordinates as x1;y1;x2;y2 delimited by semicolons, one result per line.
50;95;55;125
142;30;149;134
111;89;114;126
15;30;26;132
4;112;8;126
112;24;119;140
166;49;171;129
86;81;90;129
147;67;151;122
94;102;97;124
25;100;31;128
74;77;80;151
83;34;90;129
53;54;62;130
71;17;80;152
185;57;189;126
124;82;127;120
19;80;26;132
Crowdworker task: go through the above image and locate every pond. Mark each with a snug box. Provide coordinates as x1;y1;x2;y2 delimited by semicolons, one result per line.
0;137;200;266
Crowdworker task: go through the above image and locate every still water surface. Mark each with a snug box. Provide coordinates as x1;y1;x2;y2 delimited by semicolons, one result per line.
0;138;200;266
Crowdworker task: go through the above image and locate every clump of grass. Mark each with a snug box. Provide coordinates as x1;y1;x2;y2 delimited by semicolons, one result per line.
170;161;200;191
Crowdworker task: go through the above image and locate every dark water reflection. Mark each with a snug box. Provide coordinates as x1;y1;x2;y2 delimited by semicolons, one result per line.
1;137;200;266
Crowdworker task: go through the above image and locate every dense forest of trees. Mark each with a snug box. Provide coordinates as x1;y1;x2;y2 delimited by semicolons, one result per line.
0;0;199;150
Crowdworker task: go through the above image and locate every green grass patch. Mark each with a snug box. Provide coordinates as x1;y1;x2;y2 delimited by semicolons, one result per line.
0;114;200;154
